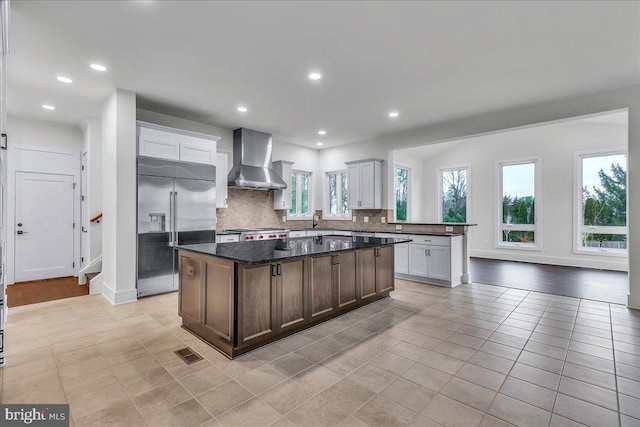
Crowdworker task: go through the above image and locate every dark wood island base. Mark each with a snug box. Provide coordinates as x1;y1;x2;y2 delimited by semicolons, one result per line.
177;242;396;358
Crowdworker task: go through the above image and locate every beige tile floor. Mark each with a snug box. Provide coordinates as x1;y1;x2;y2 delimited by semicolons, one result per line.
2;279;640;427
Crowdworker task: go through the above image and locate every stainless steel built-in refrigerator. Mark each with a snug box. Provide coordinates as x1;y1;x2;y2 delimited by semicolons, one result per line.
137;157;216;297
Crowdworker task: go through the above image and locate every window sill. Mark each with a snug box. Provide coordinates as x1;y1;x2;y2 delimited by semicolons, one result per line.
287;215;313;221
496;243;541;251
574;248;628;258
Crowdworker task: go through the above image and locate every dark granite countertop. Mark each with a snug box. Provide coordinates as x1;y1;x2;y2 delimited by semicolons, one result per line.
178;235;411;264
288;227;464;236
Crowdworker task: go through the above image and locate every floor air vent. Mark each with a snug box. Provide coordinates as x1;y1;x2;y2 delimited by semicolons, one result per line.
174;347;203;364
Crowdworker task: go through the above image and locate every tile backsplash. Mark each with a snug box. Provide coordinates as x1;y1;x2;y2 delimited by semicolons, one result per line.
216;189;282;230
218;190;466;234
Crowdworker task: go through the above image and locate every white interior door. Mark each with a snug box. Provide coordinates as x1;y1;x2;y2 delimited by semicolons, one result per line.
15;172;74;282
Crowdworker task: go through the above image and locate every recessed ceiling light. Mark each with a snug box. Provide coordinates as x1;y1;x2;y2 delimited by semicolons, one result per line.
90;63;107;72
237;106;248;112
388;111;399;118
316;142;323;146
308;72;322;80
42;104;55;110
57;76;72;83
318;130;326;135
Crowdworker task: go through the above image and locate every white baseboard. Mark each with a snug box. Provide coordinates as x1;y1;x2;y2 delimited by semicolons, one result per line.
470;250;628;272
100;280;137;305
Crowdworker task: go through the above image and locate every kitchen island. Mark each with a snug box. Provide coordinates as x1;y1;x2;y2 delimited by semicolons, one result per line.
176;235;410;358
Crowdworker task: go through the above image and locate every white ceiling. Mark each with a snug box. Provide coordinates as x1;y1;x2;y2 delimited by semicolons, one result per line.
397;110;629;160
7;1;640;149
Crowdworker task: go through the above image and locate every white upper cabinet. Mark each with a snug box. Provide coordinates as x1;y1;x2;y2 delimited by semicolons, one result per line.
137;121;219;165
138;126;181;161
346;159;382;209
273;160;294;210
180;137;217;165
216;151;229;208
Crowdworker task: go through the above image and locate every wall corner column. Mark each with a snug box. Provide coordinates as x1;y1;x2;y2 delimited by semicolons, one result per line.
628;100;640;310
461;226;471;284
100;89;137;305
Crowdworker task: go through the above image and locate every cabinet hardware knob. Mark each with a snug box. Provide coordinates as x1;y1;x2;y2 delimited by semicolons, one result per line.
187;266;194;276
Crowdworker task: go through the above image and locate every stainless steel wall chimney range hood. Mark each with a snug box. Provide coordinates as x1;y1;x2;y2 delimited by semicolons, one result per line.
227;128;287;190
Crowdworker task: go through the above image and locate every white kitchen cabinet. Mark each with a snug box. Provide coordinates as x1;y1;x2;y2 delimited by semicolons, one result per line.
408;244;429;276
137;121;219;165
273;160;294;210
427;245;451;281
180;137;217;165
216;152;229;208
375;233;409;275
401;234;463;287
138;126;181;161
345;159;382;209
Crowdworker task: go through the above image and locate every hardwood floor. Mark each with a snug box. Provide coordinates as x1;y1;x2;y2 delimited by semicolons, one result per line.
470;257;628;304
7;276;89;307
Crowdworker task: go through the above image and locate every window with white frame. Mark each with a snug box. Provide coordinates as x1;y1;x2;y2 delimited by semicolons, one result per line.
497;158;541;249
289;170;313;219
395;166;409;222
325;171;350;219
439;166;469;223
575;149;627;255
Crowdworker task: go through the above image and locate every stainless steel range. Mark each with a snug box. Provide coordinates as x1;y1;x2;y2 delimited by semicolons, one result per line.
225;228;289;241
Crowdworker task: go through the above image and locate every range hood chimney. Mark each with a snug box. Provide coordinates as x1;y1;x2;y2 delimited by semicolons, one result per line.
227;128;287;190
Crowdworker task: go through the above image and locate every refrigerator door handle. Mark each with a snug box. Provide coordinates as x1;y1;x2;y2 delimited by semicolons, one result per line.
169;191;174;245
172;191;178;246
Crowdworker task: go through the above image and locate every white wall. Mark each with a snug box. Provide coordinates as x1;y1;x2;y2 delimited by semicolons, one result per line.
319;141;390;211
393;152;424;222
8;115;83;151
402;116;628;271
272;140;322;212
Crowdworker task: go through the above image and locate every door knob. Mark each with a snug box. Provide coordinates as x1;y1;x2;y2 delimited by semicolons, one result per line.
17;223;22;227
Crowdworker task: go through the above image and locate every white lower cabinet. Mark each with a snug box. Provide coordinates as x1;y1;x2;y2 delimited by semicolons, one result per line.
403;234;463;287
408;244;428;276
426;245;451;281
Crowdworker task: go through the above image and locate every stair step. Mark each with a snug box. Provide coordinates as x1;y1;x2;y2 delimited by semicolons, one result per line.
85;272;100;292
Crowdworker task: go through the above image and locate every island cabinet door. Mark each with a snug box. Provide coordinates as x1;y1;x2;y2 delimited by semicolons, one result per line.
375;246;394;294
335;251;357;310
309;255;337;321
358;248;377;301
237;263;277;349
202;257;235;349
276;259;307;334
179;252;205;325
